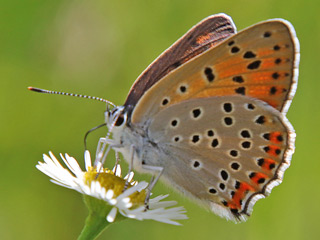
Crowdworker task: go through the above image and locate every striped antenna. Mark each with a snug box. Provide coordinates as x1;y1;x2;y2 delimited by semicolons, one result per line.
28;86;116;107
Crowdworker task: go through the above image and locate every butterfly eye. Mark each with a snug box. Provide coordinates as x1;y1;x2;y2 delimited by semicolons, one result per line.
114;113;125;126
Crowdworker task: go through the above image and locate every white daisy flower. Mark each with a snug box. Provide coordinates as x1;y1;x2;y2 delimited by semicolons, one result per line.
36;150;187;225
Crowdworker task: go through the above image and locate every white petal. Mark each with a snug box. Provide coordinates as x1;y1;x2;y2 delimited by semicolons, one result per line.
36;159;77;188
149;194;169;202
62;153;83;177
114;164;121;177
124;171;134;182
109;199;117;205
122;197;130;203
48;152;62;166
125;202;133;208
117;181;148;201
106;207;117;222
84;150;92;171
106;190;114;200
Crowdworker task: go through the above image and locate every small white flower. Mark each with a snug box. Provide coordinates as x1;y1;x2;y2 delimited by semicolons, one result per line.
36;151;187;225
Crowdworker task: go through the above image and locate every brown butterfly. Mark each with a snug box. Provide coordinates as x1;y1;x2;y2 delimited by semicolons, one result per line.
99;13;299;222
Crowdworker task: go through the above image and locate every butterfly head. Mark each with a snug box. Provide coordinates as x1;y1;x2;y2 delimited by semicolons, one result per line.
105;105;128;130
104;105;135;154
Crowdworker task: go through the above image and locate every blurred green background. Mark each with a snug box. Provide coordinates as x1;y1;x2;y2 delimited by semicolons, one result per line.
1;0;319;239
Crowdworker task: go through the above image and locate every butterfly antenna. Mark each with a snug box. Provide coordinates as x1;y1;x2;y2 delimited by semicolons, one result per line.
28;86;116;108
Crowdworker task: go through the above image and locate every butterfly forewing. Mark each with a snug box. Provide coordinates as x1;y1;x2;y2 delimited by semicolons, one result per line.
147;96;294;222
131;20;299;125
124;13;237;107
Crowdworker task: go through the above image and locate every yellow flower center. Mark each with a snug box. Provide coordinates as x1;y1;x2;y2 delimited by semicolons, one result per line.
84;167;146;207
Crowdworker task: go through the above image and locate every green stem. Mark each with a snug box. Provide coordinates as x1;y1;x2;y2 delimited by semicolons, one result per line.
77;195;126;240
78;211;110;240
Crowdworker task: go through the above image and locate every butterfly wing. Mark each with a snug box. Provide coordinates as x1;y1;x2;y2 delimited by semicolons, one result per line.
128;19;299;221
131;20;299;125
124;13;237;107
146;95;295;222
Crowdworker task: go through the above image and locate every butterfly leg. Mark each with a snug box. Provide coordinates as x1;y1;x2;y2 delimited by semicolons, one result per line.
94;137;123;179
112;151;121;175
94;137;122;165
123;145;136;191
94;137;110;166
141;164;164;209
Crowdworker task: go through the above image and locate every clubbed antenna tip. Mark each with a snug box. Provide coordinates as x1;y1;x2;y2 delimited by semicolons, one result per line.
28;86;116;107
28;86;48;93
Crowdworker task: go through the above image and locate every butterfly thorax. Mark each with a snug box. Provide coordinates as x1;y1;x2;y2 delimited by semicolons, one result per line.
105;105;162;172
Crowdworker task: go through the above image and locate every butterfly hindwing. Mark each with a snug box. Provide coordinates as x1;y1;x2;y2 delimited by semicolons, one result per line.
147;95;295;222
131;20;299;125
124;13;237;107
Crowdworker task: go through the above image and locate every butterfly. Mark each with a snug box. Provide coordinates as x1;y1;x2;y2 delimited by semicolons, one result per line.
101;13;299;222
